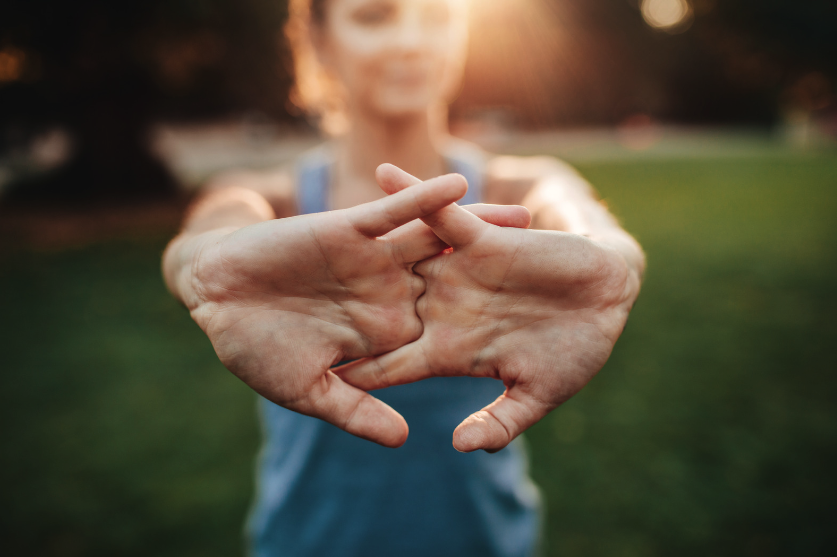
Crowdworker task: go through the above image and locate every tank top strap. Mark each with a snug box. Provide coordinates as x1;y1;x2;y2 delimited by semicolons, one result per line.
443;140;488;206
295;140;488;215
295;143;334;215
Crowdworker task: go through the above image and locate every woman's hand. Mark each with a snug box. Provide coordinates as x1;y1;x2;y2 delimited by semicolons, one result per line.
165;174;530;448
340;166;643;452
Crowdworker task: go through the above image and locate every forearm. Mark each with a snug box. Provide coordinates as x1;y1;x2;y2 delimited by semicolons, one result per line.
162;187;276;307
522;169;646;292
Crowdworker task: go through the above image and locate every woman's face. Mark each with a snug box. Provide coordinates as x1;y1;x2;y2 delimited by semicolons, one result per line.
315;0;470;118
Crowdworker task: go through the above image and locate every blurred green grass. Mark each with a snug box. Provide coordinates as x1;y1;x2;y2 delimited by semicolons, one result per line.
2;153;836;557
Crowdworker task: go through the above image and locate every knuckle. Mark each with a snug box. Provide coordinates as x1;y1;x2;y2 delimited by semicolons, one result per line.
595;248;632;302
415;293;429;318
191;241;230;306
411;274;427;300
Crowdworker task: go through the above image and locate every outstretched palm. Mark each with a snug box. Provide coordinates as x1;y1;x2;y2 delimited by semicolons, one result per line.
341;167;640;452
185;174;529;447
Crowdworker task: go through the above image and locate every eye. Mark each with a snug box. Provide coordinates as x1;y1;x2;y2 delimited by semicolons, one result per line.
351;1;397;26
422;1;450;26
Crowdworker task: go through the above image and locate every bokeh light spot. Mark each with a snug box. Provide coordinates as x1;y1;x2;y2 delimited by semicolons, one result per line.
640;0;693;32
0;47;26;83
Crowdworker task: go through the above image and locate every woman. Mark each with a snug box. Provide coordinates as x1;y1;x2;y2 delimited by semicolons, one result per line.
162;0;645;555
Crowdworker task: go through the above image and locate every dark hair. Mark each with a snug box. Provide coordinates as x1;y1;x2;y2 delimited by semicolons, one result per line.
286;0;348;133
309;0;328;24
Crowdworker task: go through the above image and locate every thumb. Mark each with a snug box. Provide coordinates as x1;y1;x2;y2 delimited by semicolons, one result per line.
452;387;551;453
297;370;410;448
336;339;434;392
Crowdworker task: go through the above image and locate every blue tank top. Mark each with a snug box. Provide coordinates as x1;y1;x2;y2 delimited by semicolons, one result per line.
246;143;542;557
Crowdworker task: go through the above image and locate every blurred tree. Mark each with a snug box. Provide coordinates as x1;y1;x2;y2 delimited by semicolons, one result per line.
1;0;834;202
0;0;291;203
454;0;837;127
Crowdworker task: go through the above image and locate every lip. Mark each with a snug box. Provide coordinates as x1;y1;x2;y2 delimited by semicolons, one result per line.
383;66;431;87
387;74;428;88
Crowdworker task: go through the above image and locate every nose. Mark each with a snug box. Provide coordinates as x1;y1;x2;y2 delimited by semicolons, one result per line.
393;6;428;53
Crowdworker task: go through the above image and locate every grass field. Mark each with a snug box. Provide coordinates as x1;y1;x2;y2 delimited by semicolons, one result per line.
2;152;836;556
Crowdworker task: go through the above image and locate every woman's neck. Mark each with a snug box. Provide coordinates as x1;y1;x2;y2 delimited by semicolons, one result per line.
330;106;449;209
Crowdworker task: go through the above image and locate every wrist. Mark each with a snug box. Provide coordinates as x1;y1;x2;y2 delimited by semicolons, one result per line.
164;187;276;309
163;228;237;310
590;230;645;303
184;187;276;234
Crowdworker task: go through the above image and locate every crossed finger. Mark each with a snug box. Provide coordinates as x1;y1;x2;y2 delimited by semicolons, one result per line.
348;173;467;238
376;163;531;264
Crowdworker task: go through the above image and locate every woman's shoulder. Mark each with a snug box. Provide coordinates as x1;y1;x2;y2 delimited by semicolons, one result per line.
204;162;297;218
464;144;579;206
444;137;575;179
202;141;342;218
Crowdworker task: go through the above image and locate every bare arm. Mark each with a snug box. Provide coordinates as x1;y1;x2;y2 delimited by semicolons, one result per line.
162;168;296;307
486;154;645;286
162;187;277;308
161;166;533;446
342;160;646;452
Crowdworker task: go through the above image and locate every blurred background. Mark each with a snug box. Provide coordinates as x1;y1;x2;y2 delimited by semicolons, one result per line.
1;0;835;556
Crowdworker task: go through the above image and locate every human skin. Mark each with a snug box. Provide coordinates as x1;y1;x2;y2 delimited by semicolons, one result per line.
312;0;471;210
163;177;531;447
318;0;469;119
339;165;643;452
163;0;645;449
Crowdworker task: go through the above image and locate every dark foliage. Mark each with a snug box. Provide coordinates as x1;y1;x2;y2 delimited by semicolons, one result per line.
1;0;835;201
1;0;291;203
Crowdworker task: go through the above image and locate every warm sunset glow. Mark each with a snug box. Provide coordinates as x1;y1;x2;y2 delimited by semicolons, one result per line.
640;0;693;32
460;0;573;125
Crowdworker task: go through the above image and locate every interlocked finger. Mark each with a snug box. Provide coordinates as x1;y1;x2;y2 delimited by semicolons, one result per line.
465;204;532;230
384;204;532;264
337;341;435;392
383;220;448;265
375;163;491;248
376;163;421;194
349;174;467;238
